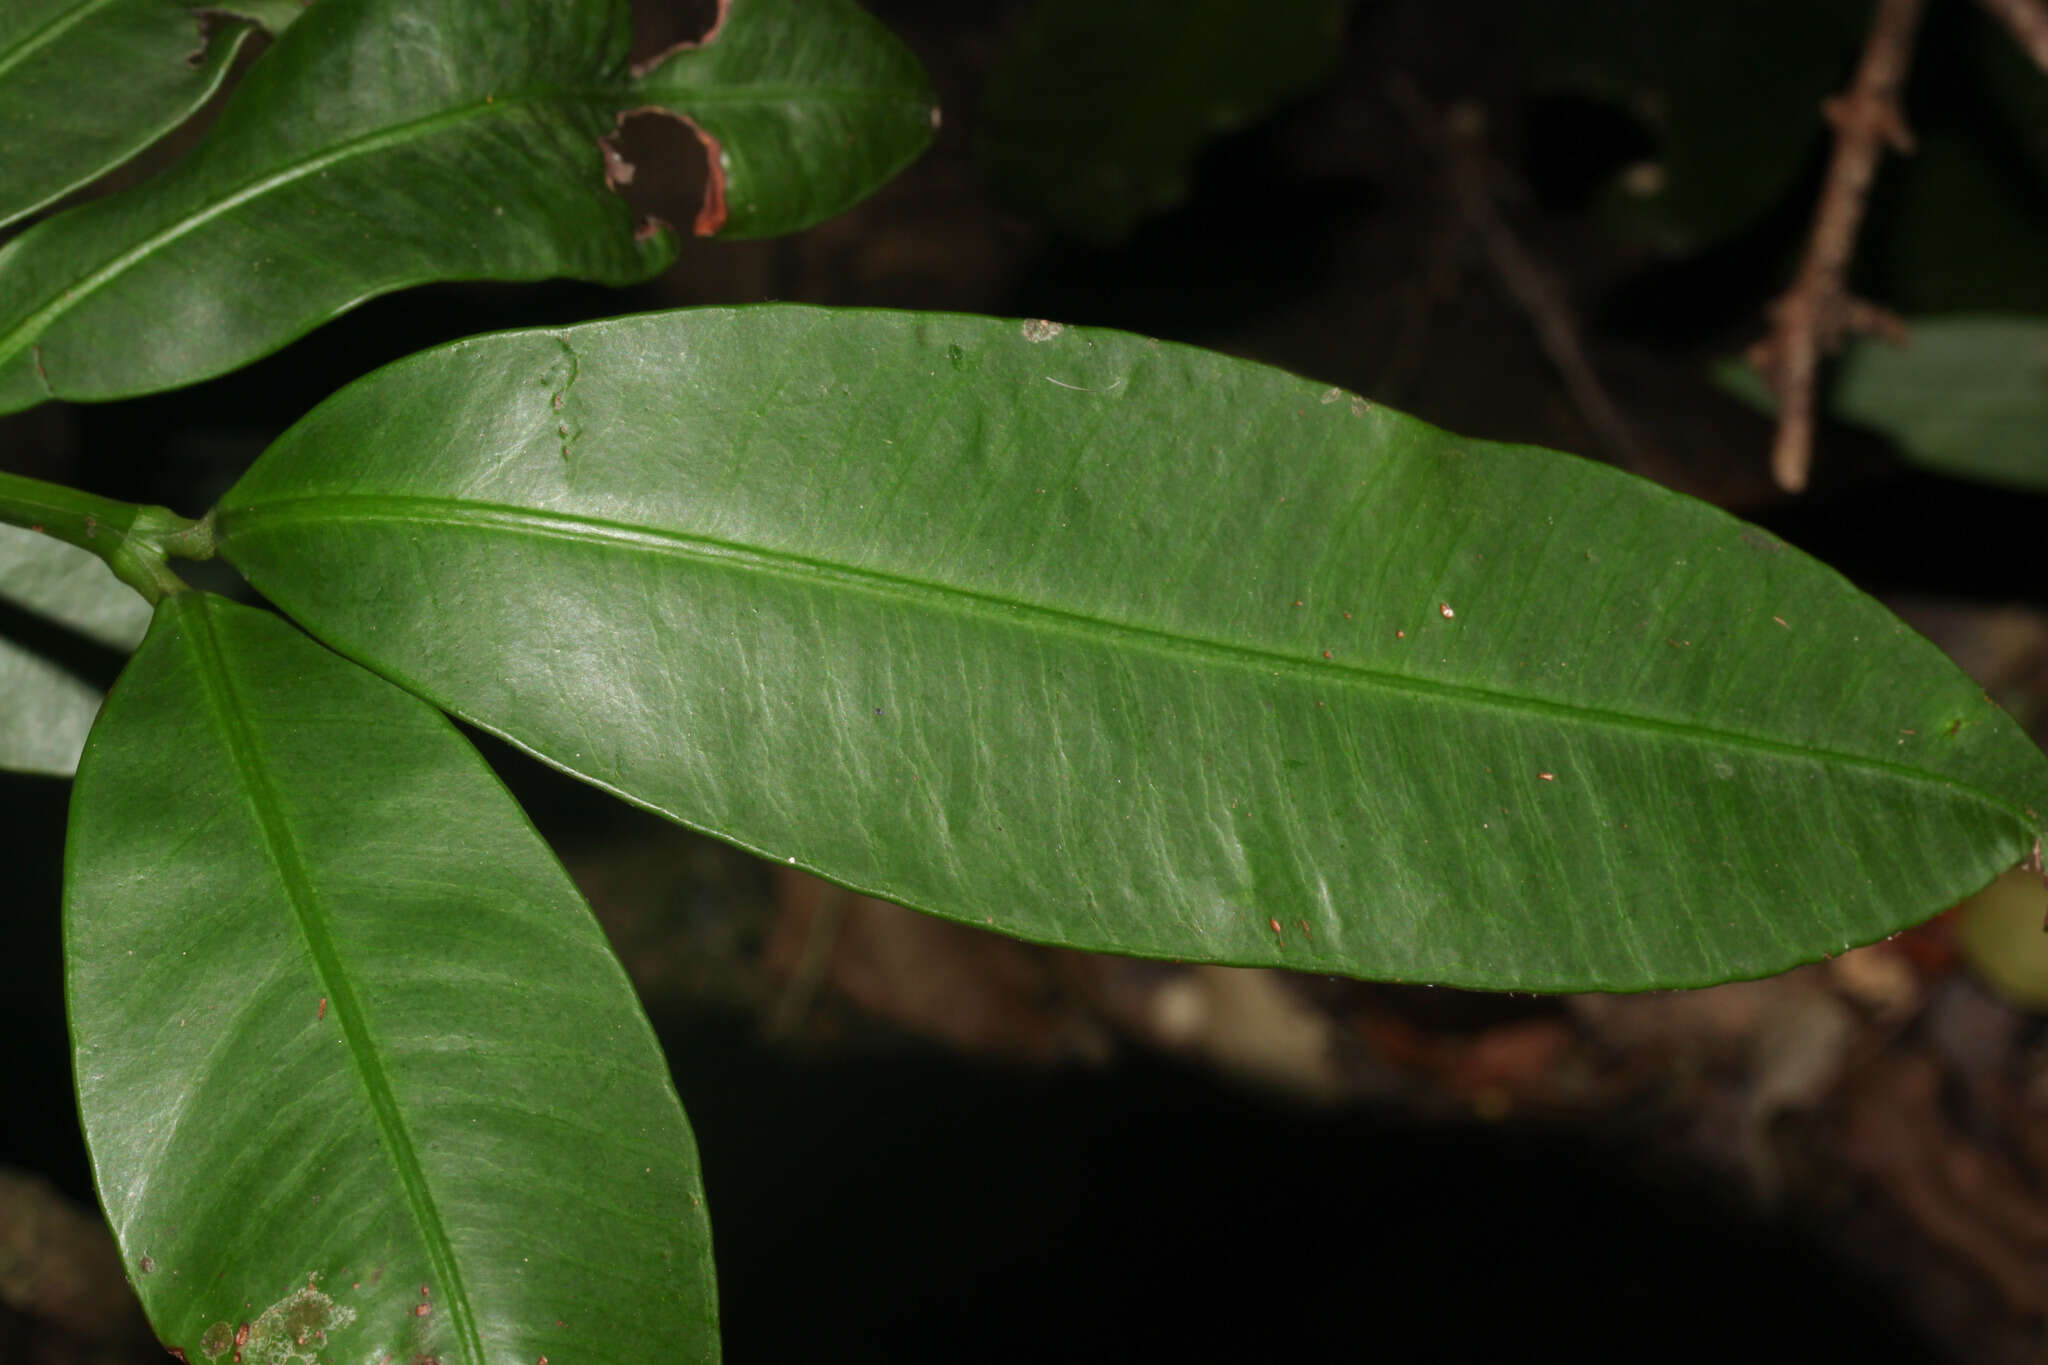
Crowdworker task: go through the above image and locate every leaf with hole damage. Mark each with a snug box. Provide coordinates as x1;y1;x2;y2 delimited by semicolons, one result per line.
0;0;934;413
215;306;2048;991
66;593;715;1364
634;0;936;240
0;523;151;775
0;0;302;232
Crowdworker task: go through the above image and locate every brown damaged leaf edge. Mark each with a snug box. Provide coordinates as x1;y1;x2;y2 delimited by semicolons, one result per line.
618;0;732;235
599;106;727;239
630;0;733;78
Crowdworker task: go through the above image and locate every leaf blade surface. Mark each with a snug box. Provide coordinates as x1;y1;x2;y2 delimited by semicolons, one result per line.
65;592;716;1364
0;523;151;775
215;307;2048;991
0;1;298;231
0;0;933;412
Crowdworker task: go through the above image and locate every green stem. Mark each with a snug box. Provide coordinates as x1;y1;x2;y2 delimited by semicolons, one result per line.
0;469;213;604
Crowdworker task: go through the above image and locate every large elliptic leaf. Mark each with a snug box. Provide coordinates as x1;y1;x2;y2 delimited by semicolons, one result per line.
0;0;934;413
214;307;2048;992
979;0;1347;242
0;1;302;232
0;522;151;775
66;592;715;1363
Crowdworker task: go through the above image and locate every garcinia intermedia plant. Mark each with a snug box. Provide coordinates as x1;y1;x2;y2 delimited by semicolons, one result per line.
4;3;2046;1364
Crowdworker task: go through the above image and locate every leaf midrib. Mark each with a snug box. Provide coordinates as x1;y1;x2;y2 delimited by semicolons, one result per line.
221;495;2032;827
181;598;484;1364
0;80;924;375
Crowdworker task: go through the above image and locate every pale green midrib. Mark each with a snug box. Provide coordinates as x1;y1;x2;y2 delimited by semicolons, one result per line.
0;0;122;84
182;600;486;1365
0;78;923;371
221;496;2037;829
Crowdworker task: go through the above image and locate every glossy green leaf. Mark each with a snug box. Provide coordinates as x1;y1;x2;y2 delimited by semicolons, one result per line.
980;0;1347;242
0;0;934;413
0;522;151;775
66;592;715;1363
0;1;301;232
1718;317;2048;493
215;307;2048;991
635;0;937;241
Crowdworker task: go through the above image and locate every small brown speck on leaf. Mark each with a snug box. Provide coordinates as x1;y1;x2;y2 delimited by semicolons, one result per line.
1538;772;1555;782
415;1303;431;1317
1269;918;1283;937
1439;602;1455;618
140;1255;156;1273
317;997;327;1021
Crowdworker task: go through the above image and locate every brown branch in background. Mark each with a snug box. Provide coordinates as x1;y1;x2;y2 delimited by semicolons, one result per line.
1976;0;2048;74
1389;76;1647;471
1749;0;1926;493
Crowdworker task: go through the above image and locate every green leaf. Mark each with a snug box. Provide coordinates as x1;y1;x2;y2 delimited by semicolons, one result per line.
66;592;716;1363
635;0;938;242
1717;317;2048;493
0;522;151;775
214;307;2048;991
0;1;302;232
979;0;1347;242
0;0;934;413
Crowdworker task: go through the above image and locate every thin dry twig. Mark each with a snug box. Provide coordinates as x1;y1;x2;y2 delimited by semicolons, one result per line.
1388;77;1647;471
1749;0;1926;493
1976;0;2048;74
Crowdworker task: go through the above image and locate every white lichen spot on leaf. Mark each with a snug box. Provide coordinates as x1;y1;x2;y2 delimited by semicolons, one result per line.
204;1278;355;1364
1020;318;1064;343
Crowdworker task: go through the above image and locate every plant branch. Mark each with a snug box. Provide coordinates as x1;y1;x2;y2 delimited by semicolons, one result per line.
1976;0;2048;73
1748;0;1927;493
1389;77;1646;471
0;469;211;604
